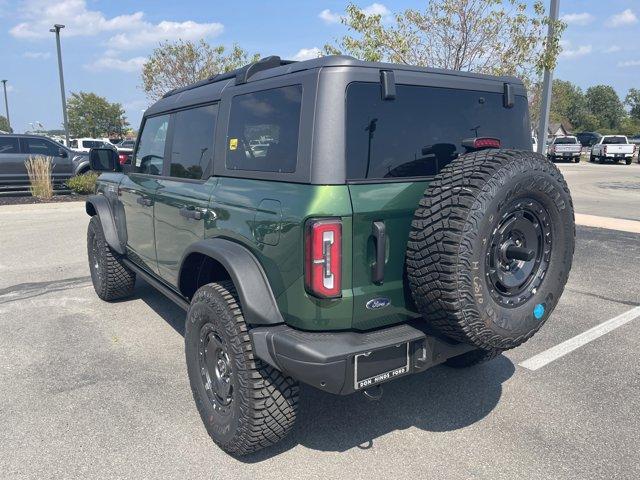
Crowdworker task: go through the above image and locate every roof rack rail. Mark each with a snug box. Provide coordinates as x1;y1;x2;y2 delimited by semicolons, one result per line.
162;56;296;98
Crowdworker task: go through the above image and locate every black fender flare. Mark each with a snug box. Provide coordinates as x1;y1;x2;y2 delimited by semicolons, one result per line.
179;239;285;326
85;194;125;254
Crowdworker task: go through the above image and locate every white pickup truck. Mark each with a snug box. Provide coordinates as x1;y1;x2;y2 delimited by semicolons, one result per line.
547;136;582;163
590;135;635;165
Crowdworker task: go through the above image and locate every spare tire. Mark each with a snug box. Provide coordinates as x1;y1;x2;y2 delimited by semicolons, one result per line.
407;149;574;350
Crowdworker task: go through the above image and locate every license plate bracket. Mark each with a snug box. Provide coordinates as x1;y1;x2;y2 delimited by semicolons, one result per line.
354;343;410;390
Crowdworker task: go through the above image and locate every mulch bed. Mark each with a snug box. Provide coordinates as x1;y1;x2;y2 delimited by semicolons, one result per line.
0;194;89;206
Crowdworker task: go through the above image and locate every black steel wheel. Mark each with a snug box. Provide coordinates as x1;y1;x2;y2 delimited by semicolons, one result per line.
198;326;234;412
486;199;551;308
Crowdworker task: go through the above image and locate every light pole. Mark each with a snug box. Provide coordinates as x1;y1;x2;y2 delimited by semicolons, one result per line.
537;0;560;154
50;24;70;146
1;80;10;132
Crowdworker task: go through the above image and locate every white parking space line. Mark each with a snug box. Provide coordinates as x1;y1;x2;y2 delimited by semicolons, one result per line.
520;305;640;371
574;214;640;234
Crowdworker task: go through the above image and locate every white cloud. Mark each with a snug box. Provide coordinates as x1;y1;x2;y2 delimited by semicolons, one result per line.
603;45;621;53
319;3;390;25
559;42;592;59
10;0;223;50
292;48;321;61
10;0;144;39
85;56;146;73
319;9;341;24
560;12;594;26
107;20;223;50
23;51;51;59
618;59;640;68
606;9;638;28
362;3;390;17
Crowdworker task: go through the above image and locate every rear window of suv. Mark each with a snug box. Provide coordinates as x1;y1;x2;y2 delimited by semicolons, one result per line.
226;85;302;173
346;83;530;180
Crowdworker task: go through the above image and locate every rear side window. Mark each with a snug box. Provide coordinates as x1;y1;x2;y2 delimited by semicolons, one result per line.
346;83;530;179
0;137;19;154
135;114;169;175
22;137;60;157
170;104;217;179
226;85;302;173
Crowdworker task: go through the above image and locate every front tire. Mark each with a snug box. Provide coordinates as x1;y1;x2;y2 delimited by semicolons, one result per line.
87;215;135;301
185;281;299;456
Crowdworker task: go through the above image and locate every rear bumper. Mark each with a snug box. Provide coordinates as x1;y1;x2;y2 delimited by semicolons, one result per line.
250;322;474;395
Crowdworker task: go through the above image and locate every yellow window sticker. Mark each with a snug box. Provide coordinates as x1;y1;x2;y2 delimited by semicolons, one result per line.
229;138;238;150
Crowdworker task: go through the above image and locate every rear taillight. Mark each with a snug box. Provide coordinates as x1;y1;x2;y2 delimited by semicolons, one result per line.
305;219;342;298
118;153;128;164
462;137;501;150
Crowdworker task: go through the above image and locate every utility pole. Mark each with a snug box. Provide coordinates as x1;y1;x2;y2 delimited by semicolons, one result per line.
1;80;10;132
537;0;560;154
50;24;70;146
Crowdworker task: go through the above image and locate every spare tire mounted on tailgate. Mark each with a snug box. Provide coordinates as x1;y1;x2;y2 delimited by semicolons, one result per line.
407;149;575;350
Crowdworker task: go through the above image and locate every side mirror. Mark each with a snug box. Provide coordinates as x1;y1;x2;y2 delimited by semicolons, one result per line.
89;148;120;172
58;148;68;158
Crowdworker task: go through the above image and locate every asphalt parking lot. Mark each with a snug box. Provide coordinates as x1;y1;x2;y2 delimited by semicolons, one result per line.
1;161;639;480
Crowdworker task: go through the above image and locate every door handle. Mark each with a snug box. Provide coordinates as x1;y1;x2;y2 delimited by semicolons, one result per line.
136;196;153;207
371;221;386;284
179;207;203;220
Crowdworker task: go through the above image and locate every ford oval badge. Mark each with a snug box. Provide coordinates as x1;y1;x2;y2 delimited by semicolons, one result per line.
366;298;391;310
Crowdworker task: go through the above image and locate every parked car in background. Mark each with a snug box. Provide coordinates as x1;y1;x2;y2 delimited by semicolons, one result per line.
590;135;635;164
114;139;135;165
0;134;90;190
69;137;112;152
547;136;582;163
532;136;538;152
576;132;602;148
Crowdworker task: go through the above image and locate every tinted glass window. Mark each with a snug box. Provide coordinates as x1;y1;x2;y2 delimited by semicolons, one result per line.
602;136;627;144
0;137;19;154
170;104;217;179
346;83;531;179
226;85;302;173
135;115;169;175
554;137;578;144
23;137;60;157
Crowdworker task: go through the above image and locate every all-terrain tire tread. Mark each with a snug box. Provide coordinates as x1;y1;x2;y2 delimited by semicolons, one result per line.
188;281;299;456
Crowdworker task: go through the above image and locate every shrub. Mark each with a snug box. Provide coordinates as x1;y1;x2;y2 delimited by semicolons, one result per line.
25;155;53;199
66;172;99;195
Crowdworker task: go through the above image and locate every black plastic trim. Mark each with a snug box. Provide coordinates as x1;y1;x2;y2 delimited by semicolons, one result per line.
122;258;190;310
85;194;124;254
178;238;285;326
250;322;475;395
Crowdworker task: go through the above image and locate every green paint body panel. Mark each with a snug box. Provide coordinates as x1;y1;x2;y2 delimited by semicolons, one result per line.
348;181;430;330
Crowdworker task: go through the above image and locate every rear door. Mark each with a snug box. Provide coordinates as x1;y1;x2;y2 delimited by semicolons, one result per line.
346;82;531;330
153;104;218;287
0;136;25;186
119;114;170;275
21;136;73;184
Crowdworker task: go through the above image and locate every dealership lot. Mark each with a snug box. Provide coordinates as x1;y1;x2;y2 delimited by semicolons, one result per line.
1;162;639;480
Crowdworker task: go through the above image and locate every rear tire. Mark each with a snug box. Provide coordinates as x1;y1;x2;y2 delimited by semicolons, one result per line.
445;348;503;368
407;150;575;350
625;158;632;165
87;215;135;301
185;281;299;456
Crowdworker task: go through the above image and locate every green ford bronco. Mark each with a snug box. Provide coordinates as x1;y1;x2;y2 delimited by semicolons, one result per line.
86;55;575;456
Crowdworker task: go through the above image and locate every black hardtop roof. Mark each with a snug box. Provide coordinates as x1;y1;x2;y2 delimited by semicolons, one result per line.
145;55;523;116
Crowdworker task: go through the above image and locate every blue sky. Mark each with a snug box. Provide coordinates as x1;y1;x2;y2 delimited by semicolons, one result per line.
0;0;639;134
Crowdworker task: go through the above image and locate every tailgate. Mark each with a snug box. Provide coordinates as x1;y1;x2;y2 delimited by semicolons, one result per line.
606;145;634;154
348;181;428;330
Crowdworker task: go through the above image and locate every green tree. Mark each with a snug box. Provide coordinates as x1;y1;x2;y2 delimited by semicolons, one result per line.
141;40;259;101
585;85;626;130
325;1;565;87
67;92;129;138
625;88;640;121
0;115;11;133
549;80;587;127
